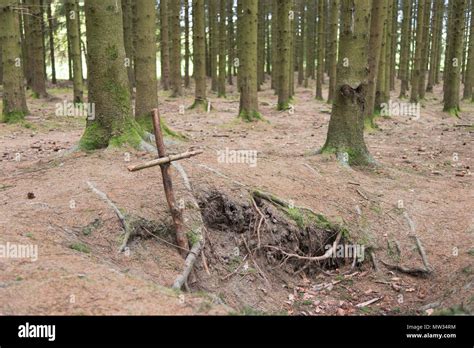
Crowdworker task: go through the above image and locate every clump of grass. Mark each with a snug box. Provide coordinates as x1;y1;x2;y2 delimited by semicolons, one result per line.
69;243;91;254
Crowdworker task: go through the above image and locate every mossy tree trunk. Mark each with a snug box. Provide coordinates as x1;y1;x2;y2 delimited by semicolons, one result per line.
0;0;29;123
134;0;158;127
327;0;339;103
410;0;426;103
276;0;292;110
321;0;373;167
169;0;183;97
366;0;389;124
443;0;468;115
25;0;47;98
121;0;135;93
238;0;261;121
79;0;140;150
65;0;84;104
218;0;226;97
160;0;170;90
315;0;325;100
399;0;413;98
463;0;474;100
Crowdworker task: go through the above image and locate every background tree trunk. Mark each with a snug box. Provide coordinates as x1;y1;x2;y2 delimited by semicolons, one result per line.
191;0;208;109
65;0;84;104
160;0;170;90
169;0;183;97
218;0;226;97
276;0;292;110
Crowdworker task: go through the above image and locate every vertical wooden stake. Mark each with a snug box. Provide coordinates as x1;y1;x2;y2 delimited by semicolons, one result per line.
152;109;189;257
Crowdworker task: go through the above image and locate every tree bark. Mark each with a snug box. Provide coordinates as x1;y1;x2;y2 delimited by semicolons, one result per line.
321;0;373;167
0;0;29;122
65;0;84;103
276;0;292;110
399;0;413;98
191;0;208;110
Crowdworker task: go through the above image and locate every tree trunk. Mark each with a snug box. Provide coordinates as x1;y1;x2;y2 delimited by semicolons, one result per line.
315;0;325;100
209;0;218;92
410;0;426;103
191;0;208;110
169;0;183;97
25;0;47;98
46;0;56;85
427;0;442;92
160;0;170;90
297;0;305;87
0;0;29;122
366;0;389;124
443;0;468;115
65;0;84;103
304;0;316;88
122;0;135;93
276;0;292;110
399;0;413;98
257;0;266;89
79;0;138;150
238;0;261;121
134;0;158;125
463;0;474;100
227;0;235;85
184;0;191;89
418;0;431;100
327;0;339;103
321;0;373;167
218;0;226;97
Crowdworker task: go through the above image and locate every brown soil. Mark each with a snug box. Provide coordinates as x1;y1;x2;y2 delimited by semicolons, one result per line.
0;80;472;316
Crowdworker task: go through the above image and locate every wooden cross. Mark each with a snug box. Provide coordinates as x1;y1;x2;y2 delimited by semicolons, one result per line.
127;109;203;257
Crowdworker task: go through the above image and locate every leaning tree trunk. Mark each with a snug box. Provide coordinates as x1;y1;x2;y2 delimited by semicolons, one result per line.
134;0;158;127
25;0;47;98
79;0;140;150
443;0;468;116
169;0;183;97
366;0;389;126
321;0;373;167
276;0;292;110
65;0;84;104
191;0;208;110
160;0;170;90
238;0;261;121
0;0;29;122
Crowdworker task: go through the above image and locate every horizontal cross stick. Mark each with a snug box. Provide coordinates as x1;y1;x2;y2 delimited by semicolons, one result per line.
127;150;203;172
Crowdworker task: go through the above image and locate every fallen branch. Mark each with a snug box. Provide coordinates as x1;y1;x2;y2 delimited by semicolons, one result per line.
172;240;203;290
127;150;203;172
86;181;132;252
356;297;383;308
411;235;432;272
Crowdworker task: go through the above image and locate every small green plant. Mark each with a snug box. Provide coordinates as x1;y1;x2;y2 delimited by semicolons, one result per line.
70;243;91;254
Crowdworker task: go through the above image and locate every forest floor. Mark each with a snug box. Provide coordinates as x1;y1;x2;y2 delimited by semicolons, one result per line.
0;78;472;315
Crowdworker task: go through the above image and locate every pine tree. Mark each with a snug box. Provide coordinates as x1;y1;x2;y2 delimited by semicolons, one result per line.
366;0;389;124
191;0;208;110
65;0;84;103
0;0;29;122
304;0;316;87
79;0;140;150
169;0;183;97
444;0;468;115
410;0;426;103
418;0;431;99
122;0;135;92
463;0;473;100
134;0;158;126
227;0;235;85
46;0;56;85
218;0;226;97
321;0;373;166
160;0;170;90
276;0;292;110
315;0;325;100
238;0;261;121
184;0;191;89
209;0;218;92
399;0;413;98
327;0;339;103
